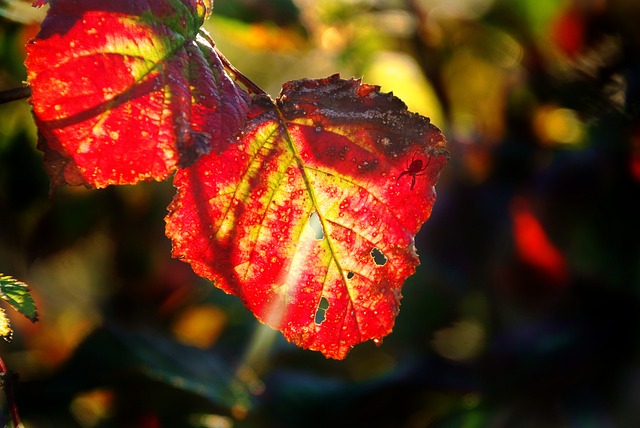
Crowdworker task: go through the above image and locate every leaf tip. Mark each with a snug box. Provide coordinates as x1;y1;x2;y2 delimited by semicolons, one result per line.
0;274;39;324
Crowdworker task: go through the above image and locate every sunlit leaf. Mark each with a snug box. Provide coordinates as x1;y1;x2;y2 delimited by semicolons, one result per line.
25;0;250;188
0;274;38;323
0;308;12;341
0;274;38;340
166;75;447;359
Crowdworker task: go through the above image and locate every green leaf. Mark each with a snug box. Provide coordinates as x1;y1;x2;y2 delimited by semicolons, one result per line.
0;274;39;323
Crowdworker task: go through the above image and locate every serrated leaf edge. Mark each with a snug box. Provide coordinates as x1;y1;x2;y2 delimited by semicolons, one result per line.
0;274;39;323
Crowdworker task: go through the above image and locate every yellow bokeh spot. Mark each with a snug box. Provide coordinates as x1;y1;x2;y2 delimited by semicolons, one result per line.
188;413;234;428
443;49;507;143
431;319;486;361
172;304;227;348
364;51;444;130
70;389;115;427
534;105;585;145
320;26;346;51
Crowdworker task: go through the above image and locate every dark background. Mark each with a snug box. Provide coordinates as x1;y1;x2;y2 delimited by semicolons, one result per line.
1;0;640;426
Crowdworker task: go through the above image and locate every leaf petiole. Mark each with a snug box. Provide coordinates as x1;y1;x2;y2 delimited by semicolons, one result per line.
0;355;21;428
199;31;267;97
0;86;31;105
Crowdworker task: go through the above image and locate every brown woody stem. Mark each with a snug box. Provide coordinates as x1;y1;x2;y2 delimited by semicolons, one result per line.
214;47;267;96
0;86;31;105
199;30;267;96
0;355;21;427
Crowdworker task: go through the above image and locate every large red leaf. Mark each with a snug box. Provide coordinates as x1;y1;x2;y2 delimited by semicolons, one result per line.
166;75;448;359
25;0;249;188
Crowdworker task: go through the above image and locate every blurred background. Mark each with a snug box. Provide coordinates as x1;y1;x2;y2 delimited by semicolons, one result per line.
1;0;640;426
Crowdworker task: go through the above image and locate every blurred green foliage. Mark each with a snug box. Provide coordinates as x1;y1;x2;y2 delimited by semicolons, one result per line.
1;0;640;427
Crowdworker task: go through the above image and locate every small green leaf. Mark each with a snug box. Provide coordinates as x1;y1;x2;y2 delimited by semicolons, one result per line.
0;274;39;323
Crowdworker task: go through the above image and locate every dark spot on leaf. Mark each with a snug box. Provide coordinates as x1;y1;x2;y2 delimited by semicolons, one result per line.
346;271;355;279
177;130;211;167
309;212;324;240
371;247;387;266
325;145;336;159
357;158;378;173
315;296;329;324
339;146;348;161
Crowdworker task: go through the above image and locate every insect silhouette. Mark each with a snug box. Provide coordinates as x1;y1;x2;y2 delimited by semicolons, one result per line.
396;155;430;190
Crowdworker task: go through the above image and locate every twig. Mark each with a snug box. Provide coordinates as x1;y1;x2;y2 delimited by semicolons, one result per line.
214;46;267;97
198;30;267;96
0;355;21;428
0;86;31;105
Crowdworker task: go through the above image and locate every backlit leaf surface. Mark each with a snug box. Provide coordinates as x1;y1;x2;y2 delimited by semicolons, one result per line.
0;274;38;341
0;309;11;341
0;274;38;323
166;75;447;359
25;0;250;188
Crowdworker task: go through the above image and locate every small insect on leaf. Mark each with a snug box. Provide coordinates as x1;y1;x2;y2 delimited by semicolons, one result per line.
396;155;431;190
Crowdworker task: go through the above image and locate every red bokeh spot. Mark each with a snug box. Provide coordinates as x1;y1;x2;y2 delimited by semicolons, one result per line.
511;197;568;287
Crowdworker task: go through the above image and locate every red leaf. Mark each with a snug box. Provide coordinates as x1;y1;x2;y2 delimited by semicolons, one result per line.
25;0;249;188
166;75;448;359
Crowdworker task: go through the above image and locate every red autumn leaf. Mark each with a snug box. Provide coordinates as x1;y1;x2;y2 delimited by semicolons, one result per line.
25;0;250;188
166;75;448;359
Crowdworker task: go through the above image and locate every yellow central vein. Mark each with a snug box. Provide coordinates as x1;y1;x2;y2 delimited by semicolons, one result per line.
214;124;279;242
273;108;362;335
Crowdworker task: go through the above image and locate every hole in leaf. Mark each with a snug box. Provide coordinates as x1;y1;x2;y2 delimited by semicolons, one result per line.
315;297;329;324
346;271;355;279
309;211;324;240
371;247;387;266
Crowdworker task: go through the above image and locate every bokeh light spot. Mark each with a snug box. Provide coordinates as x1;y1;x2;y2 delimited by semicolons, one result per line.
534;105;585;145
431;319;486;361
70;389;115;427
171;304;227;348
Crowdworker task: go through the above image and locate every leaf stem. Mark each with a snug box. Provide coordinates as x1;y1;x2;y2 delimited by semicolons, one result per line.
0;86;31;105
199;30;267;96
215;47;267;96
0;355;22;428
